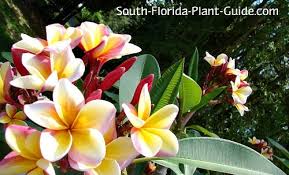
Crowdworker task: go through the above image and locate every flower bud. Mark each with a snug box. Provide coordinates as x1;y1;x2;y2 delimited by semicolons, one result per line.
85;76;99;98
131;74;154;105
116;56;137;72
83;71;94;90
86;89;103;103
99;67;126;91
11;48;29;75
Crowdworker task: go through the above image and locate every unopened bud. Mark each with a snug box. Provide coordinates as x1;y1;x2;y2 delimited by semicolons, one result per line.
99;67;126;91
131;74;154;105
86;89;102;103
116;57;137;72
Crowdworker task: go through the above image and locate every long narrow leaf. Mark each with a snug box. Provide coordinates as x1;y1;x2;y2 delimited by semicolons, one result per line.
186;125;219;138
274;156;289;169
151;59;184;113
191;86;226;112
267;138;289;160
188;48;199;81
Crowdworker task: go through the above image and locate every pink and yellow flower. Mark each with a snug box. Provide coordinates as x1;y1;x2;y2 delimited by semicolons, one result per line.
248;136;261;145
79;22;141;63
230;76;252;104
0;125;55;175
122;84;179;157
234;103;249;116
12;24;82;75
204;52;228;67
12;24;82;53
0;104;27;126
46;23;83;48
23;79;116;169
81;137;138;174
0;62;13;104
226;58;248;80
261;147;273;160
10;41;85;91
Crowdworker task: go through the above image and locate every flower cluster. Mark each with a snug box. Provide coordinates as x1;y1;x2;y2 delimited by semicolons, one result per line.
0;22;179;175
249;137;274;160
203;52;253;116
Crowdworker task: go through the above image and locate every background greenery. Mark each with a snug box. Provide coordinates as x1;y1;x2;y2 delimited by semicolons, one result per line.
0;0;288;173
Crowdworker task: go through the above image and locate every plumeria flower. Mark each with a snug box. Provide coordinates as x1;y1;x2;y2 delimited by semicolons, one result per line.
122;84;179;157
230;76;252;104
46;23;83;48
12;34;47;57
227;69;248;81
248;136;261;145
204;52;228;67
10;41;85;91
23;79;116;169
234;103;249;116
82;137;138;175
12;24;82;53
0;104;27;126
79;21;141;63
12;24;82;75
260;140;268;147
0;125;55;175
225;58;248;80
227;58;235;69
0;62;14;104
261;147;273;160
103;118;117;144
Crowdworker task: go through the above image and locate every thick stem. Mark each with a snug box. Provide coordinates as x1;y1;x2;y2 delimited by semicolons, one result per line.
181;111;195;129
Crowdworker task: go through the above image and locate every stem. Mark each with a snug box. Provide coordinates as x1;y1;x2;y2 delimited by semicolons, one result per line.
116;111;125;125
83;58;103;95
181;111;195;129
133;157;163;164
174;99;183;133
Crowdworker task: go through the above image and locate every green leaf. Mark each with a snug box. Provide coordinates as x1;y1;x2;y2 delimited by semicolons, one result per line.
184;165;197;175
275;156;289;169
175;138;286;175
138;54;161;81
134;137;285;175
104;91;119;103
154;160;184;175
179;74;202;114
191;86;226;112
188;48;199;81
1;52;13;63
75;79;83;90
267;138;289;160
151;59;184;113
119;54;160;110
186;125;219;138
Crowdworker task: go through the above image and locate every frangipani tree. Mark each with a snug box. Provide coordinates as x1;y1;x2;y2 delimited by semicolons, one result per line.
0;22;285;175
